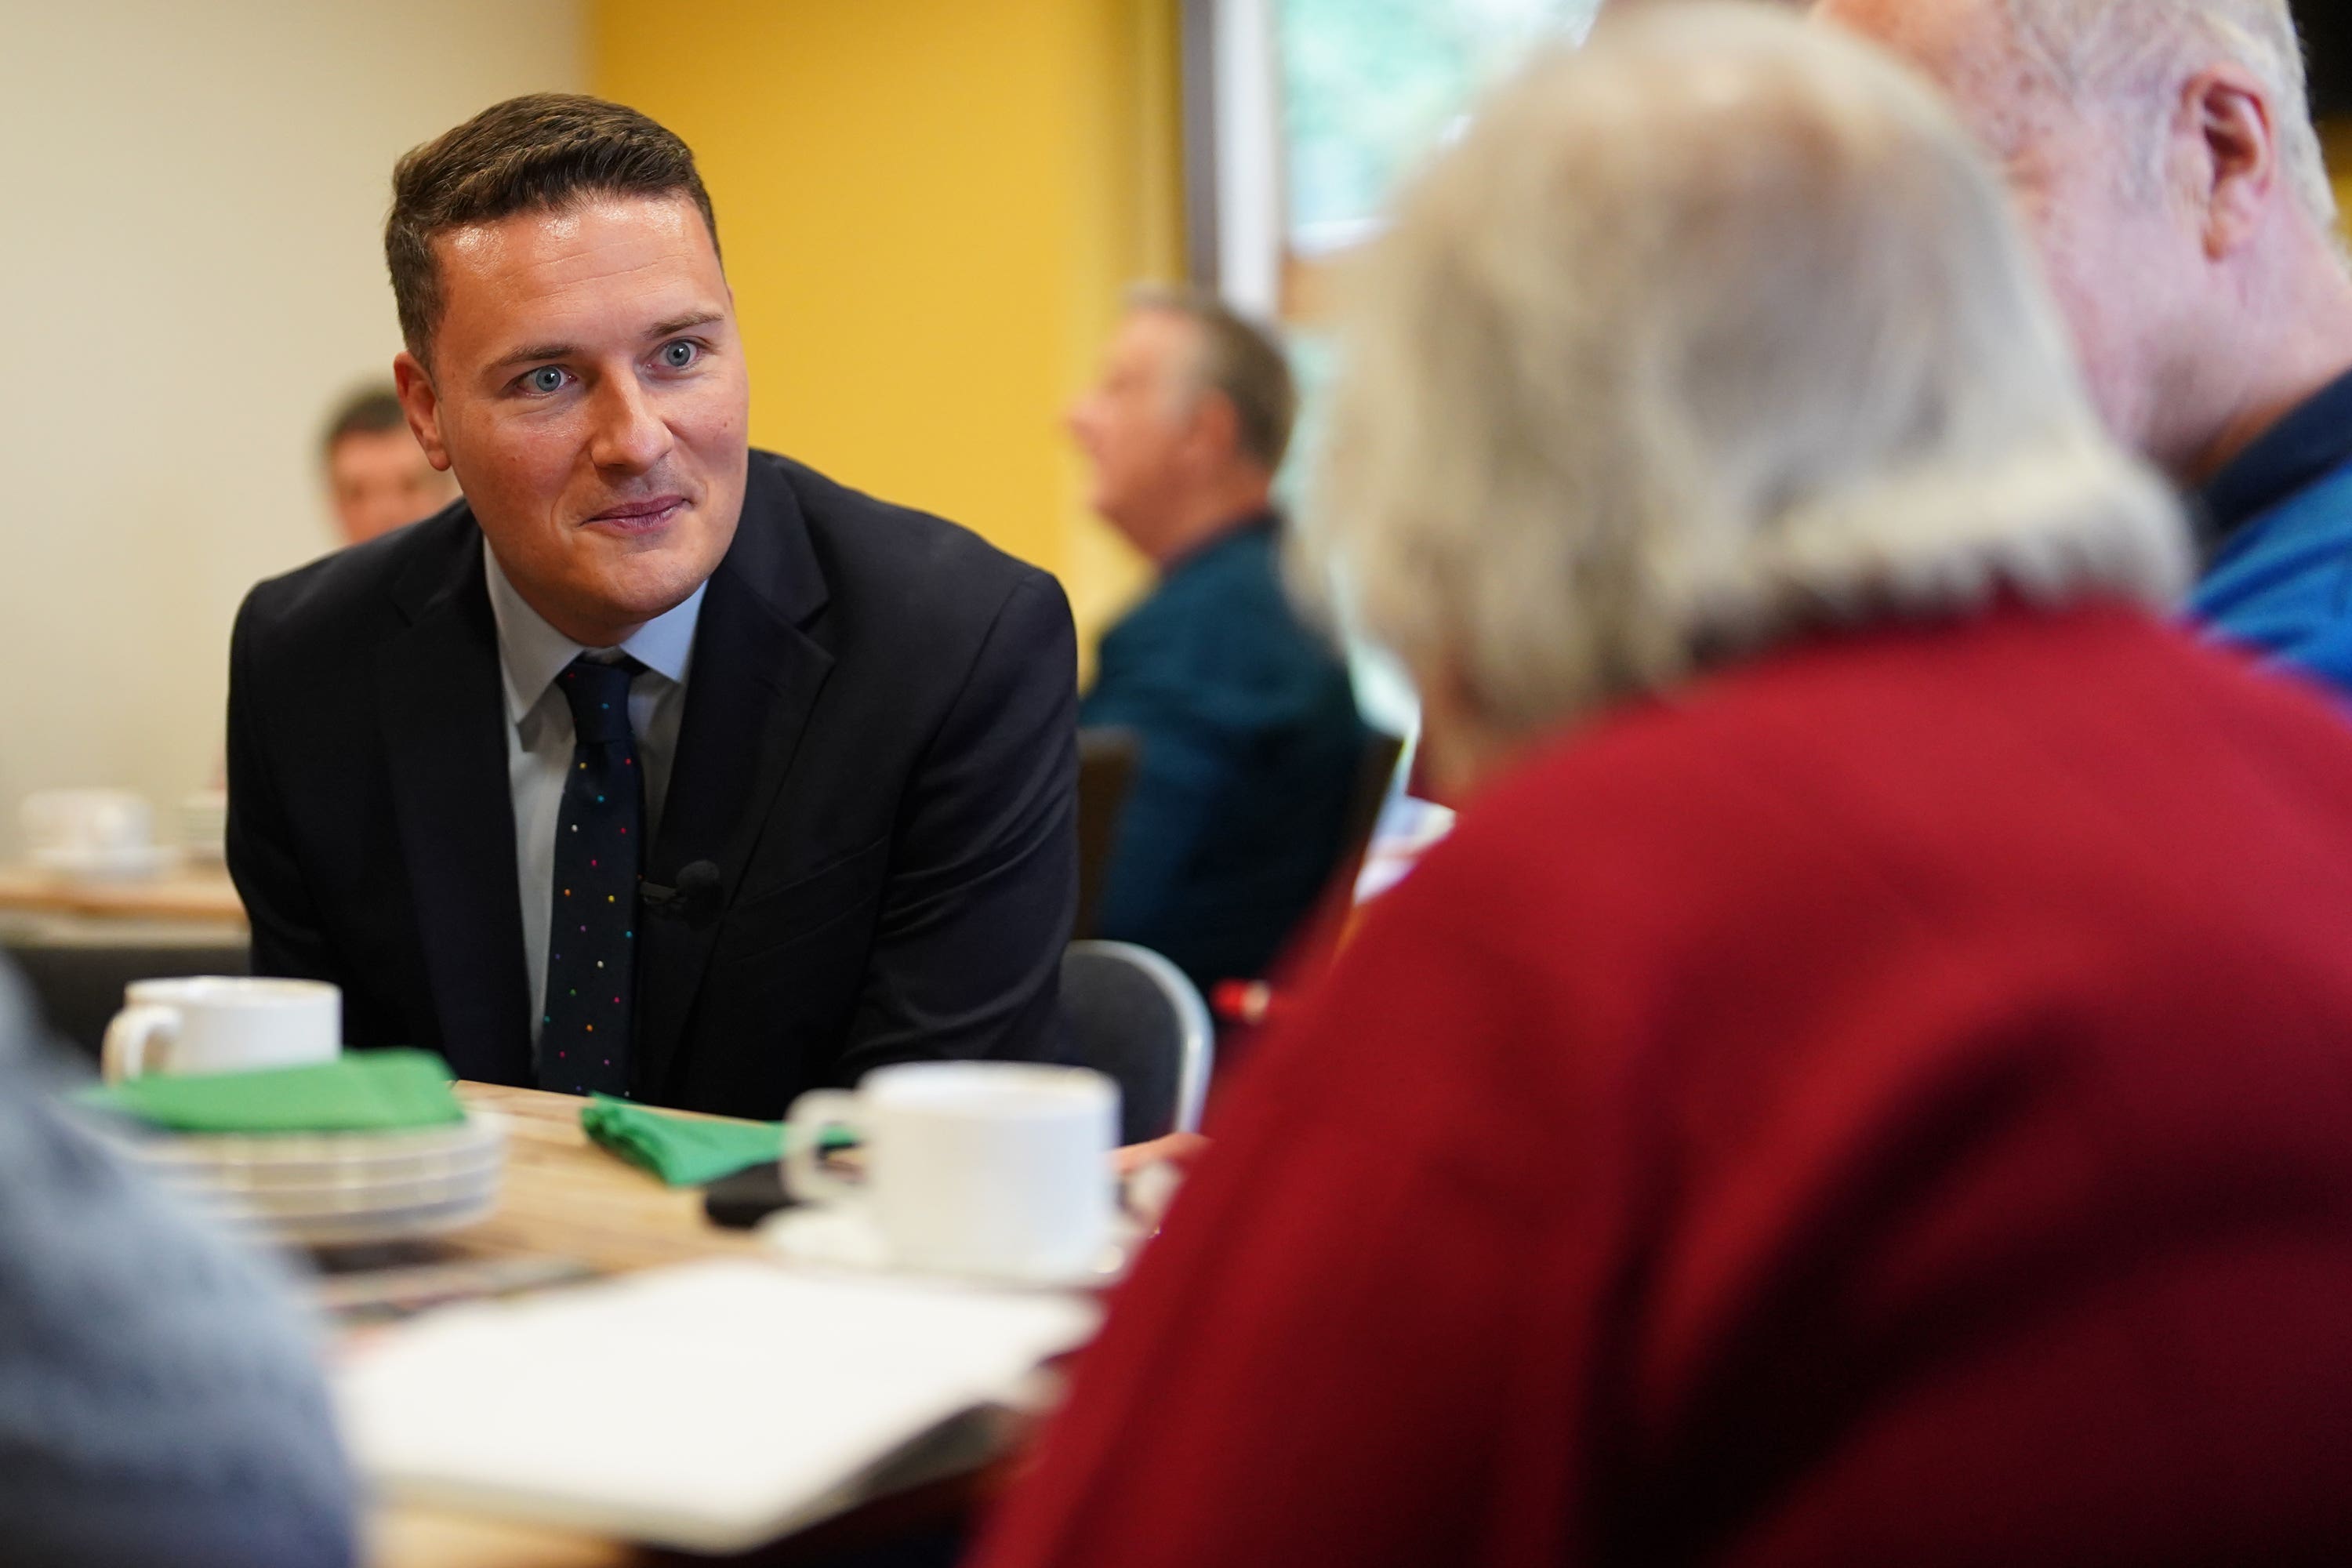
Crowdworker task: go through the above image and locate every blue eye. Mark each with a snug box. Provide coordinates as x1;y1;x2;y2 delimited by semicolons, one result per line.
659;340;700;370
526;366;566;394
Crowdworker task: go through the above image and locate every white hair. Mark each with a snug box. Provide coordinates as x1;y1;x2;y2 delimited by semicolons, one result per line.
2004;0;2339;235
1298;2;2191;741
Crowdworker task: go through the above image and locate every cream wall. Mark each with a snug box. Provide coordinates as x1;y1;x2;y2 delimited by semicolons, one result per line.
0;1;586;856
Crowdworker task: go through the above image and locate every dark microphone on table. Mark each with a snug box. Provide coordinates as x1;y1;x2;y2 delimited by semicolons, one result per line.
640;860;723;930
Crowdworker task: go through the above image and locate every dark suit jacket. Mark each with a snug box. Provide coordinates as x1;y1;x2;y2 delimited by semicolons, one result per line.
1080;514;1367;989
227;450;1078;1118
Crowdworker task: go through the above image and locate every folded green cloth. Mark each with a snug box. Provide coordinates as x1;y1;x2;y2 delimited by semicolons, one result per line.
74;1049;464;1134
580;1095;784;1187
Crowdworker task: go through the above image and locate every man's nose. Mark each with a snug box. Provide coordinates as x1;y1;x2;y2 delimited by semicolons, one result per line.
587;374;675;474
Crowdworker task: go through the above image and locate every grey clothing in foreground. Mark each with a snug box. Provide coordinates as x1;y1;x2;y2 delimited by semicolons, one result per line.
0;963;357;1568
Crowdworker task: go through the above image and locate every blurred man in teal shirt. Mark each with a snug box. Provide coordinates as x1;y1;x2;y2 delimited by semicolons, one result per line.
1069;289;1370;990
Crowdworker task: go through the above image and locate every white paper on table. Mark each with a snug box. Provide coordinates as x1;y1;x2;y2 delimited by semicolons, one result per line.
334;1258;1102;1553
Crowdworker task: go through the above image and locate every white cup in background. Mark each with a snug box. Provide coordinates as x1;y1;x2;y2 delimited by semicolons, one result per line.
782;1062;1119;1284
102;976;342;1083
24;789;165;880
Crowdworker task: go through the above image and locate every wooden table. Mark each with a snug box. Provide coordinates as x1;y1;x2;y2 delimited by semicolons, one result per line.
430;1082;773;1275
364;1084;1029;1568
0;862;247;926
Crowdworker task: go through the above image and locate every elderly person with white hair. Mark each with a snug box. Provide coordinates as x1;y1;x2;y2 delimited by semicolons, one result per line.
1820;0;2352;695
968;9;2352;1568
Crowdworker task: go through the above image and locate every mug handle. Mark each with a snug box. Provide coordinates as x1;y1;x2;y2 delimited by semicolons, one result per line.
101;1004;179;1083
782;1088;866;1206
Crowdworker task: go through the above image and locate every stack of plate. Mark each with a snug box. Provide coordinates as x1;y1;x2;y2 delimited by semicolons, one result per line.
180;789;229;865
114;1114;508;1248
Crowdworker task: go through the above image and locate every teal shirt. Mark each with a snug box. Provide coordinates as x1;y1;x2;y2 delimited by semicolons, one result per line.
1081;515;1369;988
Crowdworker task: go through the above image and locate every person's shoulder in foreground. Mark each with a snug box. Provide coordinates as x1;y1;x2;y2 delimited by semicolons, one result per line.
971;7;2352;1564
0;966;355;1568
976;604;2352;1568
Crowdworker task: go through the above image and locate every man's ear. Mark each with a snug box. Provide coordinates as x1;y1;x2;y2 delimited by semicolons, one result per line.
2184;64;2279;260
392;350;453;472
1186;388;1246;468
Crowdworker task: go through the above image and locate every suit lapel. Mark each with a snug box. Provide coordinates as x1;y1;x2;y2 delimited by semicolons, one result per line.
634;459;834;1099
376;524;533;1085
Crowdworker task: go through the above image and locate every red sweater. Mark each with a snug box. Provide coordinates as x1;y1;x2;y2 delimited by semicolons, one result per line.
973;604;2352;1567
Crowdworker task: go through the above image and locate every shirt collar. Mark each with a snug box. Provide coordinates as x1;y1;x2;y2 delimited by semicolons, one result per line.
2198;364;2352;554
1162;508;1280;578
481;537;705;728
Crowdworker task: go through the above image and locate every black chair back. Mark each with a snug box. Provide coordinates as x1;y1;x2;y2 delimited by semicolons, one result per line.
1060;939;1211;1145
1074;727;1142;939
1335;729;1408;895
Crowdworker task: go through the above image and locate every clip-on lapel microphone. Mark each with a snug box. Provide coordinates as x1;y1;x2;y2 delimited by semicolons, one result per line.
640;860;724;931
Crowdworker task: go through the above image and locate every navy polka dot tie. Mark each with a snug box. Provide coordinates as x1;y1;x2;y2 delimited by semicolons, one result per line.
538;654;644;1098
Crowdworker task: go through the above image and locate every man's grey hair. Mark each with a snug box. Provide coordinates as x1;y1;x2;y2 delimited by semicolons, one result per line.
1126;284;1298;472
1298;2;2190;740
2004;0;2338;235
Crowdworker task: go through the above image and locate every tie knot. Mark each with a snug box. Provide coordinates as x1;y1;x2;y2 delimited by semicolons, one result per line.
560;654;642;745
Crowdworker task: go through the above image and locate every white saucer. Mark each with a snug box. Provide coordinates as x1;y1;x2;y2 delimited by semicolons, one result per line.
249;1188;501;1248
126;1114;507;1192
760;1207;1131;1293
109;1114;509;1250
158;1163;500;1218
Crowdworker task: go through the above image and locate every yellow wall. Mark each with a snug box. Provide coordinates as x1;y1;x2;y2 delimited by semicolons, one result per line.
593;0;1181;653
2329;121;2352;245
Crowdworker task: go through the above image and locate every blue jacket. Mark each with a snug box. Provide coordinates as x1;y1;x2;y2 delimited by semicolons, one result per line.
1081;514;1369;989
2194;367;2352;695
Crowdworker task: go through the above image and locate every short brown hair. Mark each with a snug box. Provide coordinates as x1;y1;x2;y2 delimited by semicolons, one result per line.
320;385;406;459
386;93;720;360
1127;284;1298;471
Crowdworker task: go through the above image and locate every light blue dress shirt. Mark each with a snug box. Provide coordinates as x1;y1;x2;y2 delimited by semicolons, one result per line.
481;541;704;1053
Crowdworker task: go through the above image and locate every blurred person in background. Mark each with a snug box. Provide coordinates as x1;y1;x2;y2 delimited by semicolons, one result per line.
0;964;354;1567
971;9;2352;1566
1820;0;2352;696
321;384;459;547
1069;288;1369;992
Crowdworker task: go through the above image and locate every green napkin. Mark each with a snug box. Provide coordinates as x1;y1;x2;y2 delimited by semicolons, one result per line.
74;1049;464;1134
581;1095;784;1187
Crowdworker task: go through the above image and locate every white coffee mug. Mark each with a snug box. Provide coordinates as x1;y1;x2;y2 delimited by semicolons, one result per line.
101;976;342;1083
782;1062;1119;1283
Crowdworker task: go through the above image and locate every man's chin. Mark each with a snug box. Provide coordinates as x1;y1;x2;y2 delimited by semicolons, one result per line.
591;548;724;622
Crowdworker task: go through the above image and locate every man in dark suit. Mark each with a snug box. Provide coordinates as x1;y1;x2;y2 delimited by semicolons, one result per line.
1067;289;1370;991
227;95;1076;1119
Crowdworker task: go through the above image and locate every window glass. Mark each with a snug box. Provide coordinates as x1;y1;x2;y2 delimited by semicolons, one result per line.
1269;0;1601;750
1279;0;1602;256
